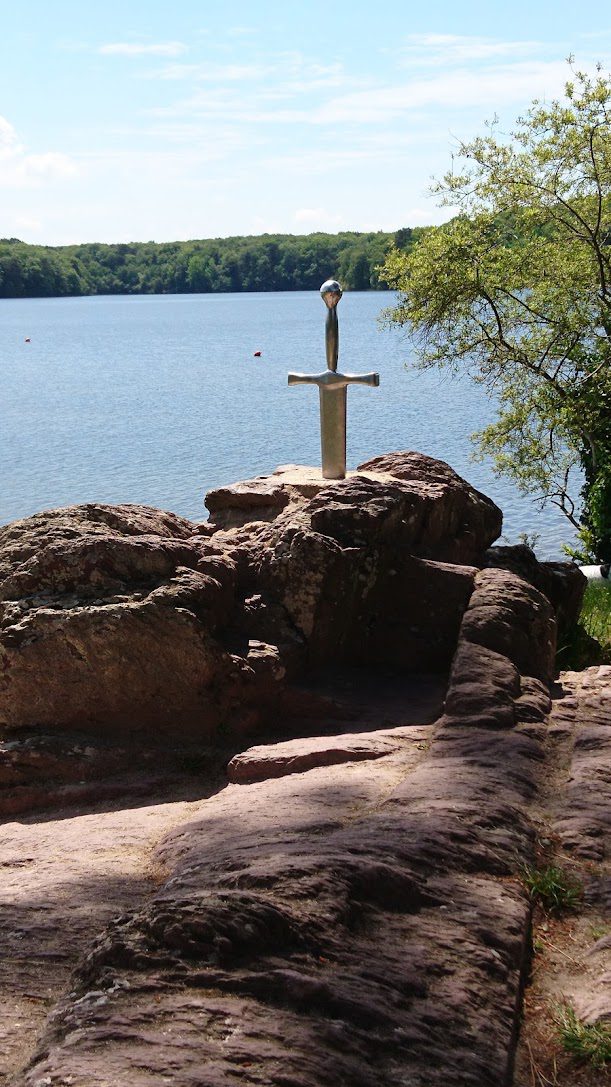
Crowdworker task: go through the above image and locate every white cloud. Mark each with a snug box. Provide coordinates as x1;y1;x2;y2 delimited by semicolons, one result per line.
397;34;543;67
308;61;571;124
142;52;572;134
14;214;43;232
22;152;78;179
0;116;19;150
0;114;78;188
99;41;187;57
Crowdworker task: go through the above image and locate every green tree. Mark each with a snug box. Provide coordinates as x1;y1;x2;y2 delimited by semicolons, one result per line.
382;64;611;561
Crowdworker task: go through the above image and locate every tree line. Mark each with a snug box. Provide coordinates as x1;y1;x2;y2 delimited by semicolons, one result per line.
0;228;427;299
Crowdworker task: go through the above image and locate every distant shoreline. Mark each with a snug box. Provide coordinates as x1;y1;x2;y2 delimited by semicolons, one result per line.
0;227;428;300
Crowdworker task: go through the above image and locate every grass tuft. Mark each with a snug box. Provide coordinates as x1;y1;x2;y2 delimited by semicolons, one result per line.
555;1003;611;1069
522;865;583;914
556;581;611;670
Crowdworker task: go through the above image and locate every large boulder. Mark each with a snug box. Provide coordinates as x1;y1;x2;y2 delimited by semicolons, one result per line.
0;454;564;754
484;543;586;637
358;451;503;564
0;504;247;738
206;452;503;566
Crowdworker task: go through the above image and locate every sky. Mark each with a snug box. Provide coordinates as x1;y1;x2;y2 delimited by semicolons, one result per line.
1;0;611;246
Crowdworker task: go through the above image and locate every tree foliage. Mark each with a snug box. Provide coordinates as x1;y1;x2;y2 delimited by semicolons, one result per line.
382;64;611;561
0;229;425;301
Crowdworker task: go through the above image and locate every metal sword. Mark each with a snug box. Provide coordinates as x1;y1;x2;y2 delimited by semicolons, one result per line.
288;279;380;479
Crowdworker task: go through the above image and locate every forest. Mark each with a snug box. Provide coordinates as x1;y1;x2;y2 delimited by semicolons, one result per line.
0;227;425;298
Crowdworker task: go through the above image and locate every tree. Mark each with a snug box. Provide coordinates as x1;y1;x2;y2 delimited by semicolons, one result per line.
381;63;611;561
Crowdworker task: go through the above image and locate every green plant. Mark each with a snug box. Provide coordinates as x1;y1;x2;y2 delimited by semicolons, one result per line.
522;865;583;914
381;63;611;561
555;1003;611;1069
557;581;611;670
581;582;611;651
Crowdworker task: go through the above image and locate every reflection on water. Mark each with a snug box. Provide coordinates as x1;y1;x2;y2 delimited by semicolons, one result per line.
0;291;578;559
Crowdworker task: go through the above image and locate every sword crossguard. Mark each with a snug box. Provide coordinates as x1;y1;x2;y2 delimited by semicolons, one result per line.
288;370;379;389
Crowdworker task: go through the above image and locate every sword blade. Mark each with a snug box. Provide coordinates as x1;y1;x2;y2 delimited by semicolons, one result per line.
319;385;347;479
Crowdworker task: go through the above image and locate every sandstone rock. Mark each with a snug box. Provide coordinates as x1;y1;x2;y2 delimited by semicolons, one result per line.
514;676;552;723
484;543;586;637
206;465;325;529
459;567;557;682
256;522;476;668
443;641;521;729
0;504;249;738
0;455;570;765
207;452;502;566
358;450;503;564
227;723;430;783
555;719;611;863
18;722;540;1087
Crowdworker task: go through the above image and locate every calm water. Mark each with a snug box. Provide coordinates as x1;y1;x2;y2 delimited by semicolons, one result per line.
1;291;578;559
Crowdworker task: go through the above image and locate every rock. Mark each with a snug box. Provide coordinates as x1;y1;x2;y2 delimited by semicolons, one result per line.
18;721;541;1087
459;567;557;682
358;451;503;564
227;724;430;783
205;465;324;529
0;504;247;738
256;521;476;668
484;544;586;637
0;455;573;779
207;452;503;566
443;641;521;729
514;676;552;723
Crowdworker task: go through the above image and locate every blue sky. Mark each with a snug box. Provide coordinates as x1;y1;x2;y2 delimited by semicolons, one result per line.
2;0;611;245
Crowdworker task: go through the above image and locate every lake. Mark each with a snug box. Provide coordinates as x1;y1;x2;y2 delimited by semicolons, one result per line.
1;290;578;559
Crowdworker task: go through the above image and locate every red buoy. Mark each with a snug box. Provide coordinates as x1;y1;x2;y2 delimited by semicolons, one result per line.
253;350;262;357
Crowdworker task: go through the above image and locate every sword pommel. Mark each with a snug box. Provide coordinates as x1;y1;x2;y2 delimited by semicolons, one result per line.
320;279;342;309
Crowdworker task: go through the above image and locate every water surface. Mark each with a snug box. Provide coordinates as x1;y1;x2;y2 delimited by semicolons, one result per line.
0;291;578;558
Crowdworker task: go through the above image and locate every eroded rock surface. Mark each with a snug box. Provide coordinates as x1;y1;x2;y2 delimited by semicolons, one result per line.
0;455;503;754
0;453;603;1086
514;665;611;1086
16;722;540;1087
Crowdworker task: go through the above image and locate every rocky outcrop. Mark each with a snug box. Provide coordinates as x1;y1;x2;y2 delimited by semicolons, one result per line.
484;543;586;638
0;454;603;1086
18;722;540;1087
8;666;611;1087
443;567;556;730
0;452;582;816
207;451;503;566
0;455;503;749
